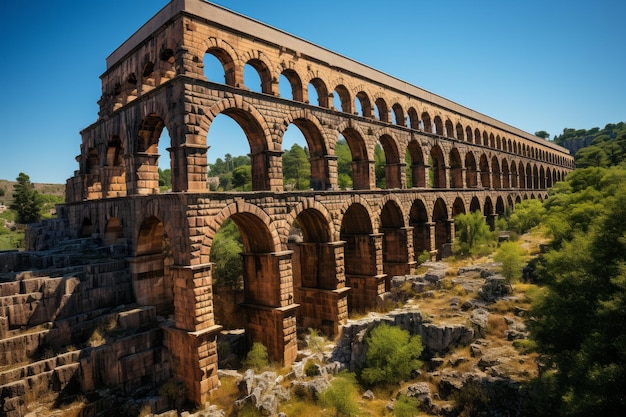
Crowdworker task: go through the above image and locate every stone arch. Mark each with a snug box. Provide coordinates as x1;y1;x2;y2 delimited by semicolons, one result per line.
510;161;519;188
445;119;454;138
378;133;402;189
456;123;465;141
421;111;432;133
341;126;372;190
469;196;481;213
491;156;501;189
482;131;489;147
202;39;238;86
483;196;495;229
355;90;373;118
204;98;274;190
519;161;526;189
391;102;405;126
533;164;539;189
434;116;444;136
409;198;431;259
280;67;304;102
495;196;505;217
430;144;447;188
501;159;510;188
452;197;466;217
332;83;352;113
407;107;419;129
449;148;463;188
406;138;426;187
374;97;389;122
479;154;490;188
281;111;331;190
380;198;414;281
507;195;514;211
241;51;274;94
307;76;329;108
432;198;450;258
465;126;474;143
539;166;546;189
465;151;478;188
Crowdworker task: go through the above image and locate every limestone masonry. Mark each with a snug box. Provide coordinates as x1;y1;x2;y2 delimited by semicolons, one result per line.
1;0;573;412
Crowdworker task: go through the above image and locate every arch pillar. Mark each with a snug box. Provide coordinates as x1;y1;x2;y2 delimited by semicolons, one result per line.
352;159;375;190
479;169;490;189
344;233;386;310
289;240;349;337
164;263;222;405
126;153;160;195
410;162;426;188
169;143;209;192
241;250;298;365
382;226;416;282
309;155;335;191
102;166;126;198
384;162;405;189
251;150;284;191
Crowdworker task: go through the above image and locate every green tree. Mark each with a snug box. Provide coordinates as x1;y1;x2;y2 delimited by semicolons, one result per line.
320;372;360;417
529;165;626;416
232;165;252;190
158;168;171;189
535;130;550;139
360;323;423;387
374;143;386;188
282;143;311;190
10;173;43;224
453;211;494;257
507;199;546;234
336;139;353;189
493;241;525;286
242;342;269;372
575;145;609;168
211;218;243;287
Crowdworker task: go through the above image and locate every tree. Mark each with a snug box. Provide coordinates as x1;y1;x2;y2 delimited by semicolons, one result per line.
336;139;353;189
10;173;43;224
320;372;360;417
507;199;546;234
575;146;609;168
282;143;310;190
528;165;626;416
242;342;269;372
360;323;423;387
493;241;525;286
453;211;494;257
231;165;251;190
211;218;243;288
535;130;550;140
158;168;171;189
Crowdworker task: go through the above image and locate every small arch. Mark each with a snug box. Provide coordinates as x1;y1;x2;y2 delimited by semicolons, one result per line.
355;91;373;118
469;196;481;213
449;148;463;188
445;119;454;138
409;199;431;257
430;145;446;188
434;116;444;136
407;108;419;129
378;134;402;189
308;77;329;107
391;103;405;126
406;139;426;188
375;97;389;122
421;112;432;133
433;198;450;258
342;127;371;190
244;58;273;94
456;123;465;141
279;69;304;102
452;197;466;217
333;84;352;113
465;152;478;188
479;154;490;188
491;156;501;189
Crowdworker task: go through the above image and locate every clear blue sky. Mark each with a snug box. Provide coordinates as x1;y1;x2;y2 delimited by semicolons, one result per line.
0;0;624;184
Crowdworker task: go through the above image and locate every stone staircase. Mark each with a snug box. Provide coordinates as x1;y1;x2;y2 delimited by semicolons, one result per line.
0;237;171;417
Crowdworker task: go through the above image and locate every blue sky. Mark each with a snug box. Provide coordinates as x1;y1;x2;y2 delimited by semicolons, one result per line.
0;0;624;184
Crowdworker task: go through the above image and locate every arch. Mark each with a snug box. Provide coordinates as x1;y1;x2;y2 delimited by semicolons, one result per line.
243;56;273;94
482;131;489;147
507;195;515;211
483;197;495;230
469;196;481;213
495;196;505;217
281;113;331;190
374;97;389;122
421;112;432;133
510;161;518;188
380;199;412;282
491;156;501;189
342;127;371;190
432;198;450;258
378;133;402;189
333;84;352;113
456;123;465;141
80;217;94;238
307;77;329;107
501;159;510;188
519;161;526;189
434;116;444;136
406;139;426;187
280;68;304;102
452;197;466;217
539;166;546;189
465;126;473;143
449;148;463;188
479;154;490;188
465;151;478;188
391;103;405;126
409;199;431;257
445;119;454;138
474;128;481;145
430;144;446;188
407;108;419;129
203;44;237;86
355;90;373;118
533;164;539;189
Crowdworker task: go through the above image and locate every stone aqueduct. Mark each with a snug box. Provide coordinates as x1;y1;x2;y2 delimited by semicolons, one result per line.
51;0;573;404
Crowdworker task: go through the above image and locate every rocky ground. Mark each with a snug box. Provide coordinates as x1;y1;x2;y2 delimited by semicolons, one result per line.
22;236;546;417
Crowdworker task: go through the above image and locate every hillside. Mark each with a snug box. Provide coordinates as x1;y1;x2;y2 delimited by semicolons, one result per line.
0;179;65;207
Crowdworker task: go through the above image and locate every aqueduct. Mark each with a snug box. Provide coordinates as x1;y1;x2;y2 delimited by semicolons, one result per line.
55;0;573;404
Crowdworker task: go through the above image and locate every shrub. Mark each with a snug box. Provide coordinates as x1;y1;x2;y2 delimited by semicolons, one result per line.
320;372;360;417
242;342;269;372
360;323;423;387
453;211;495;257
393;394;421;417
494;241;526;286
304;360;320;377
417;250;431;264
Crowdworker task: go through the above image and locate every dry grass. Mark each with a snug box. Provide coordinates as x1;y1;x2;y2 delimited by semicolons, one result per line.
487;314;508;338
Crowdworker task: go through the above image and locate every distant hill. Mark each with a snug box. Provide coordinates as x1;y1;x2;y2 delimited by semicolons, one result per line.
0;179;65;206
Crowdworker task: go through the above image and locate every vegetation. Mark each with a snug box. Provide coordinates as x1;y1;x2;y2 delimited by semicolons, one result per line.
506;199;546;235
493;241;526;286
452;211;495;257
320;372;361;417
10;172;43;224
211;218;244;287
360;323;423;387
242;342;269;372
552;122;626;168
527;165;626;416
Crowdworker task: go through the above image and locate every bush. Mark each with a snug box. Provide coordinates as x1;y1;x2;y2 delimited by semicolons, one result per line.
453;211;495;257
494;241;526;285
393;394;421;417
360;323;423;387
242;342;269;371
304;360;320;377
320;372;360;417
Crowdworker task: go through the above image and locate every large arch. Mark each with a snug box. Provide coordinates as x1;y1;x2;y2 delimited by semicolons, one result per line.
378;133;402;189
380;199;414;282
406;139;426;187
433;198;451;259
342;127;372;190
409;199;431;259
430;144;447;188
449;148;463;188
465;151;478;188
